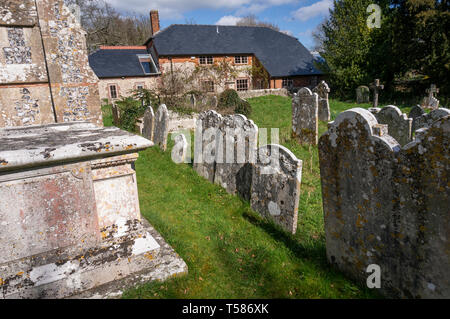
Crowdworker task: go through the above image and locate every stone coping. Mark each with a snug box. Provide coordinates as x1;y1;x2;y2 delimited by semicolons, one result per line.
0;122;153;171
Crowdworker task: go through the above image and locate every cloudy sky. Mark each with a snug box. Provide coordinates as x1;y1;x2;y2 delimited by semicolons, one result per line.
104;0;334;49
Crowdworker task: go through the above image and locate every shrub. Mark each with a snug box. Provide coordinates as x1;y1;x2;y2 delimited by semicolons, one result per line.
218;89;240;110
115;97;146;132
234;99;252;117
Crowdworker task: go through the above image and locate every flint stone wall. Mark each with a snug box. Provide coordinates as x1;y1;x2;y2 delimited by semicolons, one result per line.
250;144;302;234
214;114;258;200
237;88;289;99
292;87;319;145
319;108;449;298
369;105;413;146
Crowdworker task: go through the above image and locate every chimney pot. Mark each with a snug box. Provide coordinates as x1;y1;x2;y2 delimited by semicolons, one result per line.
150;10;160;36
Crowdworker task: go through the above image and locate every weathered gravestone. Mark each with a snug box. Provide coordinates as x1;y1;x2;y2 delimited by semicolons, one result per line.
369;105;413;146
292;87;319;145
312;80;331;121
409;105;425;132
422;84;440;110
319;108;449;298
171;133;189;164
190;93;196;107
250;144;303;234
153;104;169;151
0;123;187;298
0;0;102;128
111;103;120;126
369;79;384;108
142;105;155;141
356;86;370;104
194;110;223;182
414;107;450;131
214;114;258;200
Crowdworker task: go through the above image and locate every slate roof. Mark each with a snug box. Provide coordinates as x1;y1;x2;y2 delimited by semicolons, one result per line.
88;48;159;78
149;25;322;77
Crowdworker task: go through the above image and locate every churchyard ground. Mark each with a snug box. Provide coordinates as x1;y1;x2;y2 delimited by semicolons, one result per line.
101;96;411;299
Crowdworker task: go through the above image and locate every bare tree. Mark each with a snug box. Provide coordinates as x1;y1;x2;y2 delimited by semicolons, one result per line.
236;14;280;31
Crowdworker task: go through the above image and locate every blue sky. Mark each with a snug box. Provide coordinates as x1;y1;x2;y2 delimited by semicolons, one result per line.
104;0;334;50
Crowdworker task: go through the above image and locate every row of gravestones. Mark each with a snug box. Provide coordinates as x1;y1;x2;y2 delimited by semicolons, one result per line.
292;81;330;146
319;106;450;298
193;110;303;234
186;93;218;108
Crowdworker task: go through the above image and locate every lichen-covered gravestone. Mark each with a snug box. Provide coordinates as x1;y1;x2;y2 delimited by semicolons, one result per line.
414;107;450;131
193;110;223;182
356;86;370;104
250;144;302;234
370;105;412;146
153;104;169;151
409;105;425;132
292;87;319;145
214;114;258;200
319;108;449;298
142;105;155;141
312;80;331;121
0;0;102;128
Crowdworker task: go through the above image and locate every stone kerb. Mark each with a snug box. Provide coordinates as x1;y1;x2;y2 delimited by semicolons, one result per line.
319;107;449;298
250;144;302;234
214;114;258;200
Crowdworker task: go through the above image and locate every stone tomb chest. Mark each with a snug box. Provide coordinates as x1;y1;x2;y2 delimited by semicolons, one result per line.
0;122;187;298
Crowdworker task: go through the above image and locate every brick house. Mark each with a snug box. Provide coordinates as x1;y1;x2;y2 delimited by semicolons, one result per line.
89;10;323;102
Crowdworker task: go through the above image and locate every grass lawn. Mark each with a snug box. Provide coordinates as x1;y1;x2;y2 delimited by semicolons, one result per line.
102;97;400;299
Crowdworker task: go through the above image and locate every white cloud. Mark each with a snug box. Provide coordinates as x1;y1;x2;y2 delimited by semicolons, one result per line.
281;30;294;36
292;0;333;22
215;15;242;25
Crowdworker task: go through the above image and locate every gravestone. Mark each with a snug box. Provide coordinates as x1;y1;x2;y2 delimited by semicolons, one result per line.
0;0;102;128
0;123;187;298
356;86;370;104
409;105;425;132
369;79;384;107
319;108;449;298
212;95;218;108
292;87;319;145
422;84;440;110
112;103;120;126
193;110;223;182
142;105;155;141
414;107;450;131
214;114;258;200
250;144;303;234
153;104;169;151
190;93;196;107
370;105;413;146
312;80;331;121
171;133;188;164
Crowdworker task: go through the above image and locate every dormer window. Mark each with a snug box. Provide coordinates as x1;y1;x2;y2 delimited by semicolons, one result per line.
137;54;158;74
199;56;213;65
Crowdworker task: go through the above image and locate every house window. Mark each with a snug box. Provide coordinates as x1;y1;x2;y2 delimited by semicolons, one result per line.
109;85;118;99
235;56;248;64
236;79;249;91
282;78;293;88
135;83;144;90
137;54;158;74
199;56;213;65
202;80;215;93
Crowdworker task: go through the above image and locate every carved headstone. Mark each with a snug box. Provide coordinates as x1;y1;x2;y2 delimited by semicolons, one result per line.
356;86;370;104
153;104;169;151
250;144;302;234
409;105;425;132
292;87;319;145
111;103;120;126
370;79;384;107
171;133;188;164
312;80;331;121
319;108;450;298
422;84;440;110
370;105;413;146
0;0;102;128
414;108;450;131
214;114;258;200
193;110;223;182
142;105;155;141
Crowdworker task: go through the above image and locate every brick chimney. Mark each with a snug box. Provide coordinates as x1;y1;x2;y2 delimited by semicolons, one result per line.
150;10;160;35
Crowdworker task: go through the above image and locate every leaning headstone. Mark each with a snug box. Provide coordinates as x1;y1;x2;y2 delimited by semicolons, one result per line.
214;114;258;200
292;87;319;145
370;105;413;146
153;104;169;151
319;107;450;298
250;144;303;234
409;105;425;132
142;105;155;140
0;0;103;128
414;108;450;131
312;81;331;121
193;110;223;182
370;79;384;107
356;86;370;104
